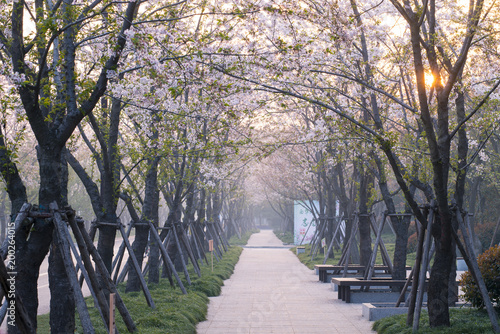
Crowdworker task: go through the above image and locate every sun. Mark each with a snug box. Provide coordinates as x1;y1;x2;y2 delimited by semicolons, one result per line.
424;71;436;88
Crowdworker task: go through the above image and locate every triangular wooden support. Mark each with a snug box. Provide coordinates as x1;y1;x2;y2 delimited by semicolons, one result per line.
405;202;434;326
50;203;95;333
368;214;393;274
64;225;111;332
323;216;343;265
179;225;201;277
341;214;359;277
172;223;191;285
0;252;33;333
112;223;132;284
147;222;187;294
454;207;500;333
191;224;209;266
71;217;137;332
411;206;435;331
116;224;156;309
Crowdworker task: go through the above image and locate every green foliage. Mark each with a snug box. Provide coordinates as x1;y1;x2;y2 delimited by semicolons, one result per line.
460;245;500;310
472;221;500;251
37;247;243;334
372;308;497;334
228;229;259;246
273;230;294;244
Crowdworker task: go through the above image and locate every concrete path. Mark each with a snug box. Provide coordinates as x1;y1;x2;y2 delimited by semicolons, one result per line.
197;229;376;334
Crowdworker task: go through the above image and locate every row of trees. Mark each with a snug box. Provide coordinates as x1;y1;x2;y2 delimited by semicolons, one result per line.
0;1;260;332
220;0;500;329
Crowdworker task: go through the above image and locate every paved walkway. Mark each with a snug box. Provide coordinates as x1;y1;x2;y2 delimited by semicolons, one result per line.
197;230;376;334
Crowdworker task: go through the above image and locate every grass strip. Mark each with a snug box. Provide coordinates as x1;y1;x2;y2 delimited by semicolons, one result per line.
228;229;260;246
37;246;243;334
373;308;497;334
273;230;294;244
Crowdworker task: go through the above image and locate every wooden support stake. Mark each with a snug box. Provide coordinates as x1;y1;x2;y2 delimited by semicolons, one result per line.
342;215;359;277
50;203;95;334
64;224;110;332
412;208;435;332
109;293;116;334
112;224;132;283
0;203;31;259
0;253;33;333
117;225;155;308
209;240;214;272
395;267;415;307
215;219;230;250
369;214;393;273
490;215;500;249
191;225;209;265
172;224;191;285
406;201;433;326
456;209;500;333
365;213;388;282
160;230;175;287
180;227;201;277
147;222;187;294
323;216;343;265
72;219;137;333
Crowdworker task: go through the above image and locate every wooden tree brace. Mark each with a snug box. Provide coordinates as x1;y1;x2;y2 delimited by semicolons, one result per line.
172;223;192;285
116;224;156;309
65;213;113;333
72;219;137;333
0;254;33;333
454;208;500;333
0;203;32;259
147;222;187;294
50;202;95;334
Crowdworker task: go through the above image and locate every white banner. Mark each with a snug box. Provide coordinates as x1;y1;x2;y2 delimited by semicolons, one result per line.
294;200;318;245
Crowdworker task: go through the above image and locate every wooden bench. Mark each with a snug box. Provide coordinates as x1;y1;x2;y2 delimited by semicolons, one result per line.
314;265;391;283
331;277;416;303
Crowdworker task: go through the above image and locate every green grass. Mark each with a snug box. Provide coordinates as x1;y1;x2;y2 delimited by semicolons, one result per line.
373;308;497;334
291;244;338;269
273;230;294;244
37;246;243;334
228;229;260;246
291;239;417;270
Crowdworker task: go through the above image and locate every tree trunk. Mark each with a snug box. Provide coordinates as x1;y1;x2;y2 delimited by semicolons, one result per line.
37;144;76;333
358;169;373;267
126;157;159;291
148;187;160;284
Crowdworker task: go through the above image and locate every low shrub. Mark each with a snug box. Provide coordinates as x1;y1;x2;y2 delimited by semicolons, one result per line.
460;244;500;310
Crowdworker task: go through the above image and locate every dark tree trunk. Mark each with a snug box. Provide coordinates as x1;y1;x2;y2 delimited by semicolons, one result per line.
126;156;159;291
148;187;160;284
96;97;123;275
358;170;373;267
37;144;76;333
467;176;482;253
